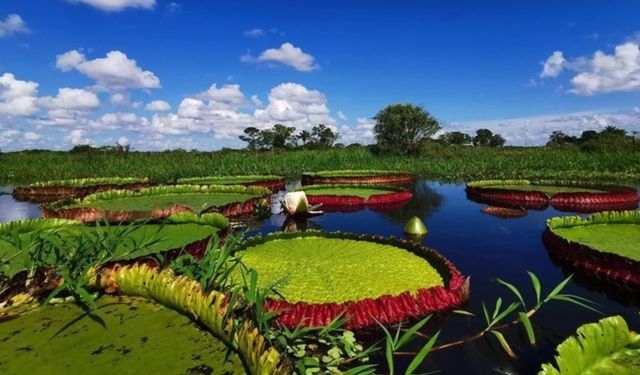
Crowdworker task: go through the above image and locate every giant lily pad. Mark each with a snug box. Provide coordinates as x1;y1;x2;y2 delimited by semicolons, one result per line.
177;175;286;192
297;184;412;211
301;170;412;185
41;185;270;222
0;212;228;279
543;210;640;288
466;179;638;212
13;177;152;203
0;295;244;374
233;231;468;329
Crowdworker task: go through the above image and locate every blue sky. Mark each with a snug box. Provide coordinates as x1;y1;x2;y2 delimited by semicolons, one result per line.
1;0;640;150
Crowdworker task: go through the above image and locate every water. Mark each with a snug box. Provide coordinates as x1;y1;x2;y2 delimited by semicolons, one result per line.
2;181;638;374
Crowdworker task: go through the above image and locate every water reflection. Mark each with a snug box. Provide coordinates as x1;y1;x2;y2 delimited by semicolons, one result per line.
379;180;443;224
0;190;40;223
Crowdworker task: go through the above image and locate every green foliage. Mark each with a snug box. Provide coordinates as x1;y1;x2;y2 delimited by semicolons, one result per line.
373;103;441;155
3;146;640;185
546;126;640;152
376;316;439;375
176;175;283;185
438;131;473;146
539;316;640;375
472;128;506;147
297;184;403;198
171;233;243;293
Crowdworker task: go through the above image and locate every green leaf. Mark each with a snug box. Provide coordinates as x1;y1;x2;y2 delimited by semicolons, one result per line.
489;330;515;358
527;271;542;305
452;309;476;317
548;294;600;314
397;315;431;349
496;278;526;309
342;364;377;375
539;315;640;375
518;312;535;345
385;336;395;375
405;330;440;375
544;275;573;303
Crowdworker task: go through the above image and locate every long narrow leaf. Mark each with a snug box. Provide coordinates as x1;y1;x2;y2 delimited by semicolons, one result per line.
405;330;440;375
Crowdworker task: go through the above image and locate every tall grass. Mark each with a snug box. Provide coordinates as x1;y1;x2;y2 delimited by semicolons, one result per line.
2;146;640;185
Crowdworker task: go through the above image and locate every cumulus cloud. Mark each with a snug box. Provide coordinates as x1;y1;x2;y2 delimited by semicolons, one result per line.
67;0;155;12
37;88;100;110
448;108;640;146
540;41;640;95
540;51;565;78
89;112;149;130
145;100;171;111
117;136;129;145
242;43;318;72
23;131;41;141
337;111;347;120
0;73;39;116
56;50;161;92
339;117;375;145
66;129;92;145
0;14;29;37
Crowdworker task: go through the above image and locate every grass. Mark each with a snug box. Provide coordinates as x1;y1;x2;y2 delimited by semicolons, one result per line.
0;295;244;374
479;183;605;196
235;236;444;304
0;223;218;277
2;146;640;185
552;224;640;262
300;185;398;198
75;192;258;211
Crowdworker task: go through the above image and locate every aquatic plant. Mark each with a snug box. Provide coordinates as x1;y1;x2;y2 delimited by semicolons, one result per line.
280;191;323;216
302;170;412;185
544;210;640;288
234;231;468;329
177;175;286;191
12;176;152;202
297;184;413;209
466;179;638;212
41;184;271;221
539;315;640;374
100;264;289;374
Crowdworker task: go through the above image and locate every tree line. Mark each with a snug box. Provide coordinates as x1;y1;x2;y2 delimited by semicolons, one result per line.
546;126;639;152
239;103;507;155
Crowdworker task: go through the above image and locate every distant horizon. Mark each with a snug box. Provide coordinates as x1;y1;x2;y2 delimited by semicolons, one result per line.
1;0;640;151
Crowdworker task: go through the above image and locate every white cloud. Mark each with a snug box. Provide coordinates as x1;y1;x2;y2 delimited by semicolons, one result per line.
110;93;128;105
540;41;640;95
337;111;347;120
117;136;129;145
0;73;39;116
37;88;100;110
244;28;265;38
540;51;565;78
0;129;21;146
66;129;91;145
448;108;640;146
243;43;319;72
67;0;155;12
145;100;171;111
251;95;262;106
0;14;29;38
23;131;41;141
56;50;161;92
339;117;375;145
89;112;149;130
197;84;245;108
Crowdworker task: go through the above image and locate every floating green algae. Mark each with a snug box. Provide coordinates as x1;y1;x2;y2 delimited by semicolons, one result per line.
552;224;640;262
0;295;244;374
236;236;444;304
0;223;218;277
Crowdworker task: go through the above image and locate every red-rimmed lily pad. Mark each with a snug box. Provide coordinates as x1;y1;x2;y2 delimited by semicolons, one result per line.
40;185;271;222
12;177;152;203
466;179;638;212
177;175;286;192
297;184;413;212
301;170;412;186
232;231;468;329
543;210;640;289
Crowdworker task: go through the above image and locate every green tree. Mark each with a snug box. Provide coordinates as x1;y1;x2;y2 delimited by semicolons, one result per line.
269;124;297;148
239;127;262;150
489;133;506;147
373;103;441;154
310;124;339;148
297;130;312;146
439;131;472;146
472;128;494;147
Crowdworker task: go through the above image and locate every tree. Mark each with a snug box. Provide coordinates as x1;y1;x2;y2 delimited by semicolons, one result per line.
269;124;297;148
439;131;472;146
239;127;261;150
489;133;506;147
373;103;441;154
310;124;339;148
472;129;494;147
546;131;577;147
297;130;312;146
